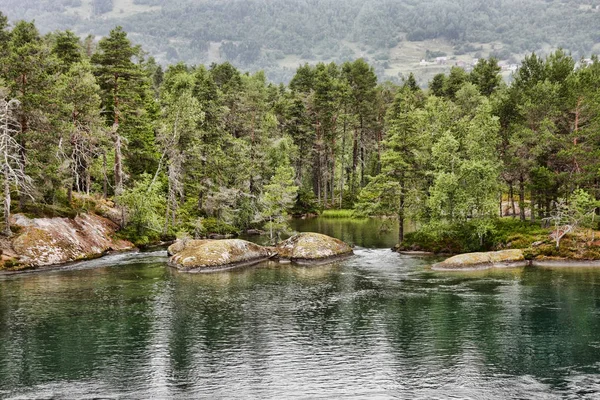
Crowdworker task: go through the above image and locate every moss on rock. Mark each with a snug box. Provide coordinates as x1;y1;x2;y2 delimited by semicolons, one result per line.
433;249;526;271
168;239;275;271
275;232;353;263
9;213;134;267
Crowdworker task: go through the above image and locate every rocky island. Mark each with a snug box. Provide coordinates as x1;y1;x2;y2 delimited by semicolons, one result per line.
167;232;354;272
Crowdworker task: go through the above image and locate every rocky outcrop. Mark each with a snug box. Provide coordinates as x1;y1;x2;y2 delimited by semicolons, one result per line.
432;249;526;271
531;259;600;267
275;232;353;263
168;239;275;272
8;213;134;267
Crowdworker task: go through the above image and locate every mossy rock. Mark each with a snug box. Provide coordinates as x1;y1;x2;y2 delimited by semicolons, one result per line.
432;249;527;271
275;232;353;263
9;213;134;267
168;239;275;272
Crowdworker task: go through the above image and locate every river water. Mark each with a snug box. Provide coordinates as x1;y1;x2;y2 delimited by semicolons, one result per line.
1;218;600;399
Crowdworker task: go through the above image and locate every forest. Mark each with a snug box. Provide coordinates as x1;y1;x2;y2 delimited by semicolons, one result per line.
1;15;600;251
2;0;600;83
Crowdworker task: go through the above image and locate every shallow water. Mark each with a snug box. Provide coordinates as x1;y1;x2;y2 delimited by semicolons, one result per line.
2;220;600;398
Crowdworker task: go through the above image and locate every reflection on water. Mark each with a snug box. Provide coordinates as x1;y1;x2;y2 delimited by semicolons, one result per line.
2;248;600;399
289;217;406;249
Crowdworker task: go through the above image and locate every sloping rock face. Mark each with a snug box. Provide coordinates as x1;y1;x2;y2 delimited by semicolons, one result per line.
432;249;526;271
168;239;274;271
10;213;134;267
275;232;353;263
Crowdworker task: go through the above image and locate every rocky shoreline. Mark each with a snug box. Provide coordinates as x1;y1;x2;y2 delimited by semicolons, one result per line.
0;213;135;271
432;249;600;271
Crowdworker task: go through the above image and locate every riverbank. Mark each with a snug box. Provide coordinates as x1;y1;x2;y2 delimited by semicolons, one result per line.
0;212;135;271
395;218;600;269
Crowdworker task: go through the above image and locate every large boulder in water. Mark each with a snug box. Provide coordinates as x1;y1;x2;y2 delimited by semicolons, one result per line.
10;213;134;267
168;239;274;272
432;249;527;271
275;232;353;263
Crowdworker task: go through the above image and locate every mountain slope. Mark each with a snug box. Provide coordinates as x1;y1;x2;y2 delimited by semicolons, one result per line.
2;0;600;83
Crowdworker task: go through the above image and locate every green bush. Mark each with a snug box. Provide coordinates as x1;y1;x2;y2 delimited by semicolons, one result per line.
400;218;550;254
197;217;239;236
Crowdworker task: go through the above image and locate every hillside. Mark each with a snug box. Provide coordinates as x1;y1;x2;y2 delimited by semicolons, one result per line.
2;0;600;83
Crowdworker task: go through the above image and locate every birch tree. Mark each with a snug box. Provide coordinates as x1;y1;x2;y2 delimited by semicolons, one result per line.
0;96;31;236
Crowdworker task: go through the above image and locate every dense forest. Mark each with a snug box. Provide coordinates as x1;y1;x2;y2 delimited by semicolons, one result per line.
2;0;600;82
1;15;600;250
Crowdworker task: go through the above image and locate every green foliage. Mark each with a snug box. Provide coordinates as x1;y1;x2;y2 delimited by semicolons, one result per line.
116;174;165;245
292;188;320;215
401;219;550;254
258;165;298;243
194;217;239;237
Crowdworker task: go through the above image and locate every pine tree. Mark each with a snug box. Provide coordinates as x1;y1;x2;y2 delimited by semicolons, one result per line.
92;26;157;195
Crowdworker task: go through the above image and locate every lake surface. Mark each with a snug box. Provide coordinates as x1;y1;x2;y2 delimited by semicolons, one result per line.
2;218;600;399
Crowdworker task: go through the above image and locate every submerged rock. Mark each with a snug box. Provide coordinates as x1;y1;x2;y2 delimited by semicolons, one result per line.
432;249;526;271
168;239;274;272
10;213;134;267
275;232;353;263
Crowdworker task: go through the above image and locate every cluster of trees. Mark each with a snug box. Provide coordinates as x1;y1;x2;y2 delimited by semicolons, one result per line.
1;16;599;246
358;52;600;244
3;0;600;82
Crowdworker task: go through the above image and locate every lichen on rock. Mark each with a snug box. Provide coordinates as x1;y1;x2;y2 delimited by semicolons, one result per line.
168;239;275;271
432;249;526;271
9;213;134;267
275;232;353;263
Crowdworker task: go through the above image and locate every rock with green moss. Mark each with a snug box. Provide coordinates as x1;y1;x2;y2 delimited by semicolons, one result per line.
9;213;134;267
168;239;275;272
275;232;353;263
432;249;526;271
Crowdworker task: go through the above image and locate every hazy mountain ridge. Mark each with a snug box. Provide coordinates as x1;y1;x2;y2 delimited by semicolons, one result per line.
2;0;600;83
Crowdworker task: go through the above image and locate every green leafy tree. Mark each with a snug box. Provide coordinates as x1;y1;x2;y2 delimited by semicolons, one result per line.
117;174;165;245
356;87;427;242
259;165;298;243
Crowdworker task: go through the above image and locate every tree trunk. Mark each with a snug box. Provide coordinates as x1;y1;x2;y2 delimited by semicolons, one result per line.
164;175;172;235
398;172;405;243
114;131;123;195
509;181;516;217
352;128;358;197
530;190;536;223
331;137;335;207
113;75;123;196
359;115;365;188
102;152;108;198
3;164;11;237
519;175;525;221
339;123;345;208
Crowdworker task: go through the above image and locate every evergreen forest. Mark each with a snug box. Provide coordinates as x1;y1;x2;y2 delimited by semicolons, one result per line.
1;15;600;251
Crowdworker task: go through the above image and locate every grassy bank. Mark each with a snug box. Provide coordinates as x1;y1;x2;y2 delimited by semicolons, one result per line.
397;218;550;254
397;218;600;260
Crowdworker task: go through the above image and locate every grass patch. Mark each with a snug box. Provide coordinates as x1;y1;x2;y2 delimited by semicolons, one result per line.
320;209;365;219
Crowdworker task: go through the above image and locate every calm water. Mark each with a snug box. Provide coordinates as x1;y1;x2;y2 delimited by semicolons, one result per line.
2;219;600;398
